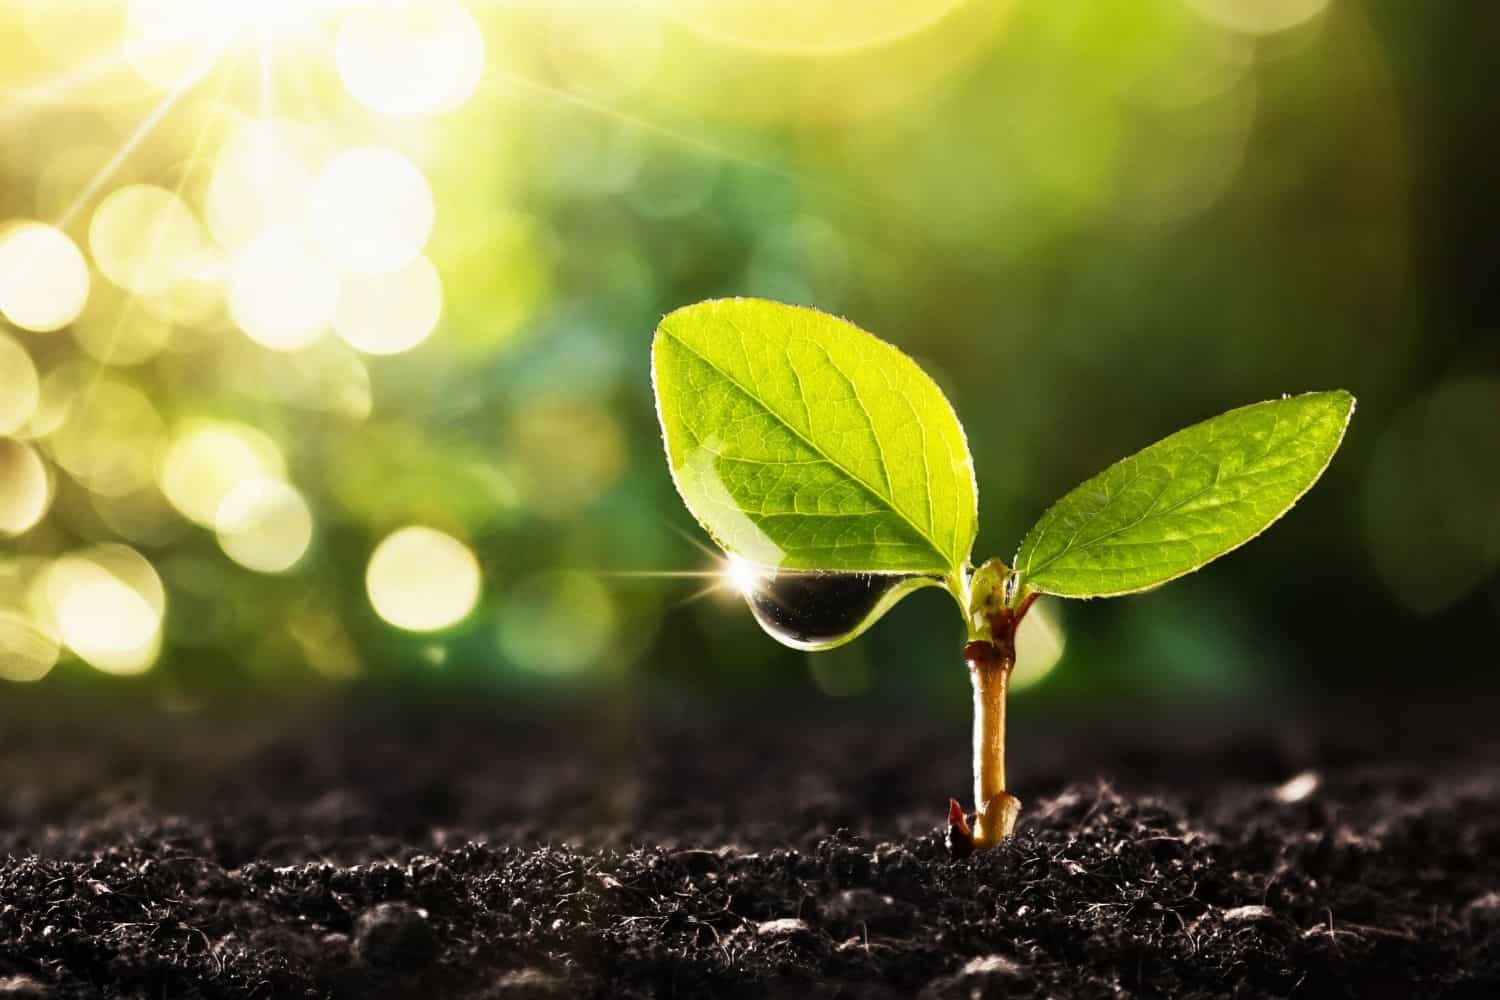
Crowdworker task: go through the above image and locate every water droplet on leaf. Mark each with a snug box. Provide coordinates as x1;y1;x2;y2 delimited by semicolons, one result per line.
732;563;937;650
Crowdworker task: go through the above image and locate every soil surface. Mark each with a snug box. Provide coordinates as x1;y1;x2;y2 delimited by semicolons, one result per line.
1;692;1497;999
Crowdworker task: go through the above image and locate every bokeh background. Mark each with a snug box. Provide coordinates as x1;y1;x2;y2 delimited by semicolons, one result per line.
0;0;1495;721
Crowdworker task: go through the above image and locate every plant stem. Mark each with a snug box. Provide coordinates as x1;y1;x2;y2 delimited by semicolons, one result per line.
966;639;1020;848
972;657;1006;797
960;559;1035;849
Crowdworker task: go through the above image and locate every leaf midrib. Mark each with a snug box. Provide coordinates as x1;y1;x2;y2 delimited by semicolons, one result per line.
660;324;952;570
1021;443;1321;583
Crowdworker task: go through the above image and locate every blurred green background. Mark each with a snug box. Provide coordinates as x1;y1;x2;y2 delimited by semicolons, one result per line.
1;0;1495;718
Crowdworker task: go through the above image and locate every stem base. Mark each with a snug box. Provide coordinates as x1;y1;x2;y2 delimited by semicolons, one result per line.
973;791;1022;849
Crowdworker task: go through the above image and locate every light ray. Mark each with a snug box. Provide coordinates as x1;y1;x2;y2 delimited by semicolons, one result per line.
674;580;730;609
0;29;204;115
54;76;196;231
593;569;723;579
91;65;236;372
480;67;867;206
665;520;722;562
482;52;995;283
0;48;137;111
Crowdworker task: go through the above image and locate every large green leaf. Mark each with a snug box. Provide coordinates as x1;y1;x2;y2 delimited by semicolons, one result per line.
652;298;977;574
1014;391;1355;599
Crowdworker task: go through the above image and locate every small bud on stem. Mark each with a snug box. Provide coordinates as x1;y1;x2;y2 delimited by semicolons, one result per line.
946;798;974;857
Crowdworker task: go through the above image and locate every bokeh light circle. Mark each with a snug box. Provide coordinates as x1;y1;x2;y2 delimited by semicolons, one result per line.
205;118;321;252
366;526;481;632
1182;0;1331;36
1011;598;1066;692
334;255;443;355
497;572;616;676
228;226;340;350
665;0;969;53
215;478;314;574
89;184;206;296
36;145;115;223
807;646;873;697
43;544;165;675
90;483;182;548
1363;377;1500;614
506;399;627;520
160;422;286;527
72;284;174;366
0;439;50;537
0;334;40;436
549;8;663;99
46;378;163;497
21;361;90;441
336;0;485;116
310;147;434;276
139;251;227;330
0;557;58;683
0;607;59;683
124;0;234;91
0;222;90;333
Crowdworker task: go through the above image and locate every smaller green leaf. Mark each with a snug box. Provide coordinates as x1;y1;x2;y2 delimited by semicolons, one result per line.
1013;391;1355;599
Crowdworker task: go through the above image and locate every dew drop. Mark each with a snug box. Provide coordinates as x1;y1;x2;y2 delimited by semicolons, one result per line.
734;564;938;651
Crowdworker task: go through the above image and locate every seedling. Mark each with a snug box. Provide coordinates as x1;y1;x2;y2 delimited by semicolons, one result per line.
652;298;1353;850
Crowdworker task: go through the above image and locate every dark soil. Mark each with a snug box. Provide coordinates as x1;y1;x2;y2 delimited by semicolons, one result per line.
1;692;1497;999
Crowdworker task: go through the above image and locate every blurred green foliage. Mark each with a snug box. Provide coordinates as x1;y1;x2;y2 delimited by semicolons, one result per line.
0;1;1495;712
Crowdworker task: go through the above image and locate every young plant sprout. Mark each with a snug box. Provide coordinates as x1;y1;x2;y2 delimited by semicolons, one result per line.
652;299;1354;851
